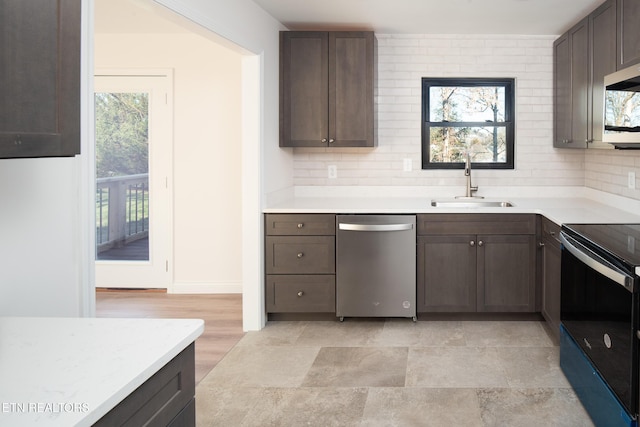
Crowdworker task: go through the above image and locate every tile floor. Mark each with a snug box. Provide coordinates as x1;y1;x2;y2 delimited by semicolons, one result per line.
195;320;594;426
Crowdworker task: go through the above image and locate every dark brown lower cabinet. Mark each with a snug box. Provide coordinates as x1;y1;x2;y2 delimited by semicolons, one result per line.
418;234;477;312
417;214;537;313
266;275;336;312
478;234;536;312
94;343;195;427
540;217;562;339
265;214;337;315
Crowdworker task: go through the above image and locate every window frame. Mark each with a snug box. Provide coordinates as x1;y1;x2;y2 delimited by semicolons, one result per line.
421;77;515;170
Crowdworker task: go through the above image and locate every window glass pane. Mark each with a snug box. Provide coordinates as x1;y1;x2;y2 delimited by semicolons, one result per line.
429;126;506;163
429;86;506;122
95;92;150;261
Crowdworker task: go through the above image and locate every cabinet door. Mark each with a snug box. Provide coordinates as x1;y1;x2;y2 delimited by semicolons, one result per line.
617;0;640;69
570;18;590;148
329;32;375;147
590;0;617;144
280;32;329;147
554;33;572;147
541;234;562;339
417;235;477;312
0;0;81;158
478;234;536;312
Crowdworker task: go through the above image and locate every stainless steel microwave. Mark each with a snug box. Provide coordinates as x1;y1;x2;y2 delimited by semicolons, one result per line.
604;64;640;147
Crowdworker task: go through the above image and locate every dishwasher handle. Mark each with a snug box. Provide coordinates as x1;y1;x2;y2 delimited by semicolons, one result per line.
338;223;414;232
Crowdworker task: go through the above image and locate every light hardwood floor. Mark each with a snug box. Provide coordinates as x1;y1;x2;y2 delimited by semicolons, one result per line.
95;290;244;384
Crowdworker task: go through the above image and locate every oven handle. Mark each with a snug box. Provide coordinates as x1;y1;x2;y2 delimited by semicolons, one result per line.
560;232;635;292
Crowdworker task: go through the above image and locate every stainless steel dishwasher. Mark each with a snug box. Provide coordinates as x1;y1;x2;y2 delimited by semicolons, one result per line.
336;215;416;321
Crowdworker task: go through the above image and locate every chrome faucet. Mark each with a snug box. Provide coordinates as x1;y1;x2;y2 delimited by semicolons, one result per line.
464;152;479;198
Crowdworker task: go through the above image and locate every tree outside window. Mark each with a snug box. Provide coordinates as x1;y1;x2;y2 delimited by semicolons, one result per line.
422;78;515;169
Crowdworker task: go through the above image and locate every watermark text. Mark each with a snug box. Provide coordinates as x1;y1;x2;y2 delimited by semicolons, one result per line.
2;402;89;414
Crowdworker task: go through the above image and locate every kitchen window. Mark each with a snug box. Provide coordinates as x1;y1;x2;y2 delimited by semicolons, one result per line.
421;78;515;170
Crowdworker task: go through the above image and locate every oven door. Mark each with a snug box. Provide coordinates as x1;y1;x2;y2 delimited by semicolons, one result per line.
560;231;639;415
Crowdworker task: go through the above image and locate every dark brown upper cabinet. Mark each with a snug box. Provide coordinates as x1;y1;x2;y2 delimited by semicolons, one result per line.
617;0;640;69
554;20;589;148
0;0;81;159
279;31;376;148
590;0;617;144
553;0;616;148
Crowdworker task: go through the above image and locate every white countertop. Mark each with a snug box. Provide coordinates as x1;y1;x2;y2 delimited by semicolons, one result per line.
264;186;640;225
0;317;204;427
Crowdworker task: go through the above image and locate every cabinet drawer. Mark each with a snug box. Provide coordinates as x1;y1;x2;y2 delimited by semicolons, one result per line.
266;275;335;312
266;236;335;274
266;214;336;236
417;214;536;235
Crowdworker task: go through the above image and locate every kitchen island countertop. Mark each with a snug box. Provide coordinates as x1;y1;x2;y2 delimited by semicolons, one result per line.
0;317;203;427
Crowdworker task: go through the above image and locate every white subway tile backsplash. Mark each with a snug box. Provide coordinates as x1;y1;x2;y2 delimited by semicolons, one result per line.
290;33;640;201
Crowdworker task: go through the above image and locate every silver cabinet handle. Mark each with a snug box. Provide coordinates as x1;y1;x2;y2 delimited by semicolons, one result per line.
329;138;335;143
297;223;304;229
321;138;327;143
470;240;475;246
297;252;304;258
478;240;484;247
338;223;414;232
539;242;545;248
297;291;304;297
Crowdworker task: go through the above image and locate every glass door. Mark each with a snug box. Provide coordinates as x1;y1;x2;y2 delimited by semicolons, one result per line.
94;72;172;289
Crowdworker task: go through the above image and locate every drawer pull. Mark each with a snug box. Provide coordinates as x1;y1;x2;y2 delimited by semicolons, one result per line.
297;252;304;258
470;240;475;247
478;240;484;247
297;223;304;229
297;291;304;297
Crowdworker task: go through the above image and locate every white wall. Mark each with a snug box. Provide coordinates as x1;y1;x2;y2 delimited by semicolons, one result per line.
154;0;291;196
95;32;244;293
154;0;286;330
292;34;586;191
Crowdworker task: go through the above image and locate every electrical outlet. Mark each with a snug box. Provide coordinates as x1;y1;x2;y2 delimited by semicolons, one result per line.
328;165;337;179
629;172;636;189
403;158;412;172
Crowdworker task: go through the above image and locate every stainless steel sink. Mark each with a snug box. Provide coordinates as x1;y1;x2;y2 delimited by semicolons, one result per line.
431;199;514;208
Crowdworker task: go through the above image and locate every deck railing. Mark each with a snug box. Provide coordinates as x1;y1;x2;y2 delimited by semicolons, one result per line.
96;173;149;254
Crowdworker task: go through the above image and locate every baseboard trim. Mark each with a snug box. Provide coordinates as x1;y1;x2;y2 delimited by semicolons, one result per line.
169;282;242;294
